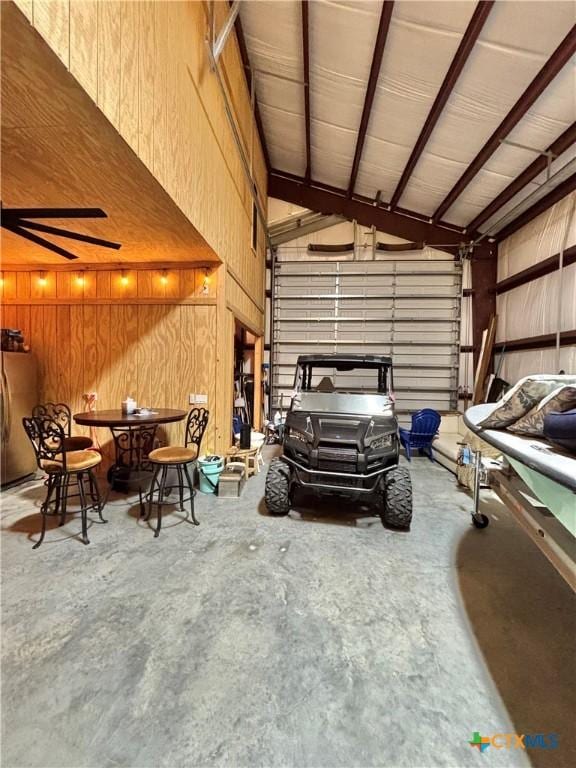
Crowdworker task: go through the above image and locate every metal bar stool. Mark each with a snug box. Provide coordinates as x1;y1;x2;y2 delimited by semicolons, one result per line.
143;408;209;537
32;402;93;451
22;416;107;549
32;402;100;505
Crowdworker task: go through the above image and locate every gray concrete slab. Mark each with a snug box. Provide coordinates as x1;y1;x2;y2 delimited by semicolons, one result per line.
1;452;574;768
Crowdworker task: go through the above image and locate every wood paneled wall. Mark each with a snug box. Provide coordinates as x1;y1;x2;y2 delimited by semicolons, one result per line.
12;0;267;311
1;267;220;466
226;272;265;336
1;265;217;304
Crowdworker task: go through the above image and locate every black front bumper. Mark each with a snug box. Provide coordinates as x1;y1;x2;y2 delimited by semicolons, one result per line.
283;455;398;493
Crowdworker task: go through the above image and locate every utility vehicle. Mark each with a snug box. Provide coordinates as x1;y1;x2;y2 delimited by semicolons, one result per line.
264;354;412;528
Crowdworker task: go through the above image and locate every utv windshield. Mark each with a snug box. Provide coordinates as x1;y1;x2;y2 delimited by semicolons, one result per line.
294;359;392;395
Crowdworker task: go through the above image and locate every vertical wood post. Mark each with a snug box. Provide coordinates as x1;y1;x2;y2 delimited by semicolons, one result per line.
471;243;497;370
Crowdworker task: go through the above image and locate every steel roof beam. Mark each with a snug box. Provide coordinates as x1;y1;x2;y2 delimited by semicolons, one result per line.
269;171;471;251
302;1;312;181
493;172;576;242
432;25;576;223
389;1;494;210
467;121;576;231
347;1;394;197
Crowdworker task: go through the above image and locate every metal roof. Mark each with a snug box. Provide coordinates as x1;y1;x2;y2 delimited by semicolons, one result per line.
238;0;576;238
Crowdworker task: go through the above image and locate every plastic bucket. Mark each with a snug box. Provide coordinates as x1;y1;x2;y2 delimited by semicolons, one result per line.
198;455;224;494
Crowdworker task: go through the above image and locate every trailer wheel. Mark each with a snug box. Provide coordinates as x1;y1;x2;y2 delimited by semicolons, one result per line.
265;459;291;516
381;466;412;530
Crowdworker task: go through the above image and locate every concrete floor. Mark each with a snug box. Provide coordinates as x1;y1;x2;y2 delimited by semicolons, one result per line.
1;451;574;768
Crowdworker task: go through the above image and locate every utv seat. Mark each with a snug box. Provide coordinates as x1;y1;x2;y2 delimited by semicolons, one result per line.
316;376;335;392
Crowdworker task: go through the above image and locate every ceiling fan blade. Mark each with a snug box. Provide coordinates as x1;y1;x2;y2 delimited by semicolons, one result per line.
3;224;79;260
18;220;121;250
1;207;107;221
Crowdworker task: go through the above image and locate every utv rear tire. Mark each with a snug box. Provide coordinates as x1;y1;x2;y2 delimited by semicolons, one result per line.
381;466;412;529
265;459;291;516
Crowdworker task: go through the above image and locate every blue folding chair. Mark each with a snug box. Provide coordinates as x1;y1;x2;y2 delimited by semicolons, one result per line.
399;409;441;462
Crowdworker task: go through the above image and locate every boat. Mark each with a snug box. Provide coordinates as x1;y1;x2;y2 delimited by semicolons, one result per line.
464;403;576;590
464;403;576;537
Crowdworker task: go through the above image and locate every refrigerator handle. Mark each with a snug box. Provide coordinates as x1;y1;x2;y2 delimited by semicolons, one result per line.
1;369;11;443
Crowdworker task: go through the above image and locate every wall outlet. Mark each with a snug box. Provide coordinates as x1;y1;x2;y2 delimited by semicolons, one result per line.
196;393;208;404
189;393;195;405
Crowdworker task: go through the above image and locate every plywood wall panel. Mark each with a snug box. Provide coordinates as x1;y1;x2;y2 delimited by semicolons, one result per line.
119;0;139;155
194;305;217;452
56;271;71;299
6;0;266;313
97;0;121;129
214;306;235;452
70;0;98;102
138;1;155;171
152;0;168;189
33;0;70;67
137;270;153;299
154;305;182;446
109;304;139;409
16;305;31;345
55;305;71;405
82;304;99;398
227;273;264;335
13;0;33;22
96;271;111;299
136;305;155;409
1;305;18;329
179;304;196;430
29;306;45;397
69;305;84;420
41;305;59;402
16;272;31;300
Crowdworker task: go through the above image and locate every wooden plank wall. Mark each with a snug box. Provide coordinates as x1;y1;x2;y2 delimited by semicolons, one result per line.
226;273;265;336
1;267;219;467
11;0;267;313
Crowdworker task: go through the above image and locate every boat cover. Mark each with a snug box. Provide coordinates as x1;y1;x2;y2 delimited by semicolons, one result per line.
464;404;576;494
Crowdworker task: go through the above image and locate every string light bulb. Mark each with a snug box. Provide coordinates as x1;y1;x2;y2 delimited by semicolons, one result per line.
202;269;211;294
76;273;85;286
120;270;128;286
38;272;47;287
160;270;168;285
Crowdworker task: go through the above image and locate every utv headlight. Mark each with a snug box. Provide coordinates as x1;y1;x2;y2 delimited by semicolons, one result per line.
287;416;314;444
289;428;310;445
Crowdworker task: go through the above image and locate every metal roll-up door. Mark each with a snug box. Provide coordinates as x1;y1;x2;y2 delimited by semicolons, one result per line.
271;258;462;421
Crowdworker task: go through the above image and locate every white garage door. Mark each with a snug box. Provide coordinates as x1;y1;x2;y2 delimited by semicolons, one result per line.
271;258;462;420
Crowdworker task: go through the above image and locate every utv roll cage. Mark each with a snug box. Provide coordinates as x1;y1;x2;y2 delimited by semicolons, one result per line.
294;354;393;394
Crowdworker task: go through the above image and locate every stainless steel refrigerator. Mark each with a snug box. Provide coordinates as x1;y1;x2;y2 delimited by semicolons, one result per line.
1;352;38;485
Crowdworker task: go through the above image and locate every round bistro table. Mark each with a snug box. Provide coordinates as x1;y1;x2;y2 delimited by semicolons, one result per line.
74;409;187;491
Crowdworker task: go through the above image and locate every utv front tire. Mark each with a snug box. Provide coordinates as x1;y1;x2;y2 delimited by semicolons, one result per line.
265;459;291;516
381;466;412;529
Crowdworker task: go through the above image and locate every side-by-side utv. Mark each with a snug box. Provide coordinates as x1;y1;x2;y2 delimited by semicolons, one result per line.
264;354;412;529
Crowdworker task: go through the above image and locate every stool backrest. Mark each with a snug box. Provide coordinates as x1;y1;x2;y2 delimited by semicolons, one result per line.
22;416;68;472
185;408;209;449
32;402;72;437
